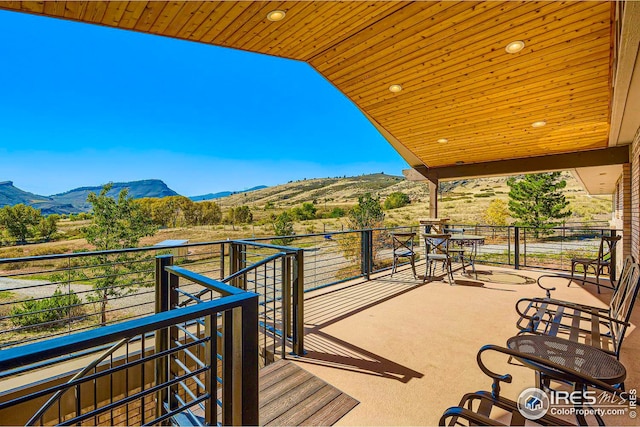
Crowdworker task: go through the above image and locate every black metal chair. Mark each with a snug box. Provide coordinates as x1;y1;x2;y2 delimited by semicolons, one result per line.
391;232;417;279
424;234;453;285
515;255;640;359
570;235;621;293
439;345;623;426
444;228;467;271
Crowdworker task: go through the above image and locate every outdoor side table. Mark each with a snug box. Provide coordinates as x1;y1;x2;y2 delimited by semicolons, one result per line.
507;335;626;425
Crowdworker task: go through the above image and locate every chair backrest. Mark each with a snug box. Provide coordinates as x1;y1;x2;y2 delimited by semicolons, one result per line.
608;255;640;353
599;235;621;263
424;234;451;255
392;232;415;254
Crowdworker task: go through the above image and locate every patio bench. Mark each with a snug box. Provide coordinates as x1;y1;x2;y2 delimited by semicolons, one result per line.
514;256;640;359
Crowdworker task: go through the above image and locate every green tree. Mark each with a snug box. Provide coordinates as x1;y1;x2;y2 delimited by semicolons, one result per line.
37;214;60;241
272;212;295;245
200;201;222;225
483;199;509;226
507;172;571;237
0;204;41;244
348;193;384;229
233;206;253;224
82;184;157;325
329;207;345;218
383;192;410;209
290;202;316;220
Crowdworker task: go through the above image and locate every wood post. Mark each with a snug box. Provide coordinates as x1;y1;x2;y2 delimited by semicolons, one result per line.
428;178;438;218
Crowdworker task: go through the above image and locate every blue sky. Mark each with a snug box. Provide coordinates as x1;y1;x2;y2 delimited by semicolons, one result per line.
0;10;408;197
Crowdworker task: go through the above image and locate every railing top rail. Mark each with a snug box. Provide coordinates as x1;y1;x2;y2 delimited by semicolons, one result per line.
165;266;247;296
0;292;257;370
0;239;231;264
221;252;288;284
231;239;303;252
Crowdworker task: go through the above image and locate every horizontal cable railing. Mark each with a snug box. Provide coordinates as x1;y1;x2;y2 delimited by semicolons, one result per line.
0;285;259;426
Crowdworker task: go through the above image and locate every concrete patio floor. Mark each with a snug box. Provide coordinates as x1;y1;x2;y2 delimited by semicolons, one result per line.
292;263;640;426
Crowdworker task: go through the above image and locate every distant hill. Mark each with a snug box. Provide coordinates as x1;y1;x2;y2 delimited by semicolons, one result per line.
0;181;76;215
190;185;268;201
0;179;179;214
50;179;179;212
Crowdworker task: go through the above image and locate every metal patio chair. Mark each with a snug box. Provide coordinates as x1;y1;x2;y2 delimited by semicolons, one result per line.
424;234;453;285
515;255;640;359
391;232;417;279
439;345;622;426
443;227;467;271
570;235;621;293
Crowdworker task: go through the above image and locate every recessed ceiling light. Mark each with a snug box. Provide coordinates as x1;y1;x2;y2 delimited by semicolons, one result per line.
455;161;465;165
389;84;403;93
505;40;525;54
437;138;448;143
531;120;547;128
267;10;286;21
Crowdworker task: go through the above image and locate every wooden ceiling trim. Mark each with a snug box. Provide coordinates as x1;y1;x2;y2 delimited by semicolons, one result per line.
366;54;609;122
146;1;184;34
421;147;629;181
393;98;608;141
405;128;608;154
230;1;302;50
173;2;220;39
382;78;609;124
309;1;458;68
189;1;240;42
131;1;167;33
212;2;280;47
117;1;149;29
411;133;608;157
223;1;293;48
188;1;241;41
197;1;252;43
328;1;584;90
242;1;332;53
42;1;64;17
161;1;205;37
62;1;87;20
345;7;610;102
81;1;108;24
263;2;374;58
19;1;44;14
101;1;129;27
369;51;610;123
315;1;516;78
290;2;407;61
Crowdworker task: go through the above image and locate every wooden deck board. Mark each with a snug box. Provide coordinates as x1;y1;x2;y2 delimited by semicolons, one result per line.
260;360;359;426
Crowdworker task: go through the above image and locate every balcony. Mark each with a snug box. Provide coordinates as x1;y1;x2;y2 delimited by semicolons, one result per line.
0;226;637;426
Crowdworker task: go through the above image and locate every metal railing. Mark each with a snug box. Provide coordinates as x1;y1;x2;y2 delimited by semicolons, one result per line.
443;224;620;274
0;274;259;426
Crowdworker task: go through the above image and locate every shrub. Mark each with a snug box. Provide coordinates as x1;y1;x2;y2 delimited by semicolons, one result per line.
10;288;83;328
383;192;410;209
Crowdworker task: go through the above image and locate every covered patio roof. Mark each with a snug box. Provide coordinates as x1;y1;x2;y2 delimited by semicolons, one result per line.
1;1;637;184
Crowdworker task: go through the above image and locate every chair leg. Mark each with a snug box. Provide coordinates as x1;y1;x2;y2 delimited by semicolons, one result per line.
410;256;417;279
391;256;396;277
569;261;576;287
447;260;454;285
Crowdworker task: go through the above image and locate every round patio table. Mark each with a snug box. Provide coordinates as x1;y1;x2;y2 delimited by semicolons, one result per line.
507;335;626;425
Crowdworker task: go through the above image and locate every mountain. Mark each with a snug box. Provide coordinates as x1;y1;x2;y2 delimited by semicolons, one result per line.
50;179;179;212
0;179;179;214
0;181;77;215
190;185;268;201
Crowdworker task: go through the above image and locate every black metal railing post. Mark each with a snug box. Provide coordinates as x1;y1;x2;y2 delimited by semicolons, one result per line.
360;230;373;280
283;255;292;345
611;229;618;281
292;249;305;356
154;255;173;422
240;296;259;426
220;242;226;280
514;227;520;270
204;313;218;427
507;226;511;266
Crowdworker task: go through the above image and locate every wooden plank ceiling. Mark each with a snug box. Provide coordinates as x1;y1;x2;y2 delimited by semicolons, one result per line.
0;1;613;171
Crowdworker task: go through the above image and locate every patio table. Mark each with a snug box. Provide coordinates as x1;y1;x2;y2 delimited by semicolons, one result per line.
507;335;626;425
449;234;485;273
